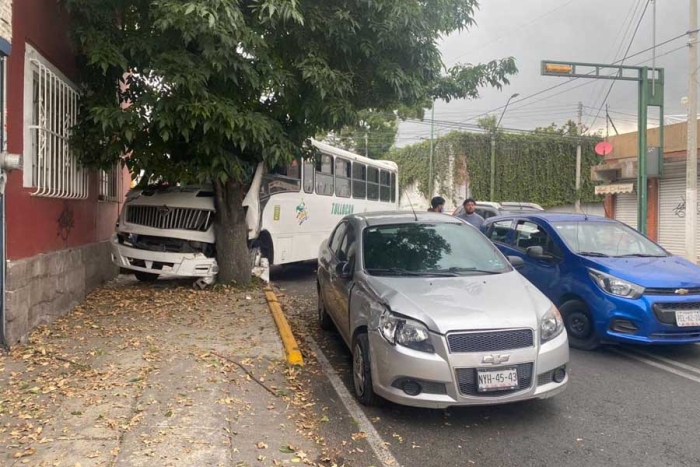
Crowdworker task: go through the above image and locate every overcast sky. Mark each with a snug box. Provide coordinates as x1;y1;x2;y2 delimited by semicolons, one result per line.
395;0;690;147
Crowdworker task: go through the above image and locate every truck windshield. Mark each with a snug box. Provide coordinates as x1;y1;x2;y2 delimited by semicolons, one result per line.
363;222;511;276
553;221;668;258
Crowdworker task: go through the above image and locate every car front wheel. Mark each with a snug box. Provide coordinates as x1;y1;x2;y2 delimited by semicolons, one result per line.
352;333;381;406
560;299;600;350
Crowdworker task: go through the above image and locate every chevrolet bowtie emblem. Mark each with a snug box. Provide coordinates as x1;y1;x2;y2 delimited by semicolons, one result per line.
482;354;510;365
676;288;690;295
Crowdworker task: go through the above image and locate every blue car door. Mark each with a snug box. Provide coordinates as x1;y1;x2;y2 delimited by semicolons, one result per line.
506;219;565;299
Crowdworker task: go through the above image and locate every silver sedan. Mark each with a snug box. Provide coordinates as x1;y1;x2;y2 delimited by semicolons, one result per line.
317;211;569;408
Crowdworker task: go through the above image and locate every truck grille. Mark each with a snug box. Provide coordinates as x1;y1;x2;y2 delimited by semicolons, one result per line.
652;302;700;326
126;206;214;232
455;363;533;396
447;329;534;353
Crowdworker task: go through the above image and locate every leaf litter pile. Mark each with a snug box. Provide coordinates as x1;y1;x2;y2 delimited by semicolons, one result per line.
0;277;332;466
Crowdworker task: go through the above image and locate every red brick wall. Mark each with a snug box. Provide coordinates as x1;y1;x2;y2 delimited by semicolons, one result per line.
5;0;126;260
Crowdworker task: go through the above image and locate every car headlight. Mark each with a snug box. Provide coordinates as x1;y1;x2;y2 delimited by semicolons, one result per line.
588;269;644;299
378;309;435;353
541;305;564;343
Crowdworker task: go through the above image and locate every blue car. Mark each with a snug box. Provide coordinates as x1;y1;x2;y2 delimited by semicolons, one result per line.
482;213;700;349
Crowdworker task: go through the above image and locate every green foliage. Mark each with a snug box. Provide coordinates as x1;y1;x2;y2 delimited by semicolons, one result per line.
385;130;602;207
63;0;518;185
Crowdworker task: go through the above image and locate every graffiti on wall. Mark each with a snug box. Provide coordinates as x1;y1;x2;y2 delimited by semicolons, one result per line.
673;196;700;218
57;205;75;240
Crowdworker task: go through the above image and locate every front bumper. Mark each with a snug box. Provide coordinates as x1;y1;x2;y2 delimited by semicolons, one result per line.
110;234;218;278
591;293;700;345
368;329;569;409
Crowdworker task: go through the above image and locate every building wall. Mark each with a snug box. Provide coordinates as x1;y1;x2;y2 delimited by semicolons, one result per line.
3;0;128;344
606;119;700;160
0;0;10;45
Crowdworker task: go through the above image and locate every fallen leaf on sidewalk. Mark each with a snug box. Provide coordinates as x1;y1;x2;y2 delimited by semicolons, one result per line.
351;432;368;441
279;445;296;453
256;441;268;449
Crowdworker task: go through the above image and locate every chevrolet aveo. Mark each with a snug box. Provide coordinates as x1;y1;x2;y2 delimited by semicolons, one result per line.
317;212;569;408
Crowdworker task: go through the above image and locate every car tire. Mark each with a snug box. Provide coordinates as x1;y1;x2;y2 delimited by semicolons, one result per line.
352;333;381;407
560;299;600;350
318;288;334;331
134;271;159;283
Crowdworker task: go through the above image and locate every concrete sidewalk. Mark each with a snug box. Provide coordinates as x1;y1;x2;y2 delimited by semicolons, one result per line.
0;277;321;466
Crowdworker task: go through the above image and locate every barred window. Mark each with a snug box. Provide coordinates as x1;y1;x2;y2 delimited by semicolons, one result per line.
99;163;123;202
23;46;88;199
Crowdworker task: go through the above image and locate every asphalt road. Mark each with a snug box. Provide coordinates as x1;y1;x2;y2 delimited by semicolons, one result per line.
273;262;700;467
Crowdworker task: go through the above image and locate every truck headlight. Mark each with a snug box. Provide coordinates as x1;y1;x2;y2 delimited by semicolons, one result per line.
378;309;435;353
588;269;644;299
541;305;564;343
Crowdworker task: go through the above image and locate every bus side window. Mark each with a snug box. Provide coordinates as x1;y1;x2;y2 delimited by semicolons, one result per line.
379;170;391;202
303;159;314;194
390;172;396;203
315;154;334;196
367;167;379;201
335;158;351;198
352;163;366;199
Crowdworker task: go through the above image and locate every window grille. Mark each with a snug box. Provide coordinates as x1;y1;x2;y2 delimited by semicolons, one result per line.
28;58;88;199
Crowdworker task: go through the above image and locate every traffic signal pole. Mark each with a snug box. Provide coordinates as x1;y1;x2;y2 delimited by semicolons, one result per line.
541;61;665;235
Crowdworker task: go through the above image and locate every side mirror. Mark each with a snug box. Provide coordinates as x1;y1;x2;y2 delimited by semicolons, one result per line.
507;256;525;269
336;261;353;279
526;246;553;261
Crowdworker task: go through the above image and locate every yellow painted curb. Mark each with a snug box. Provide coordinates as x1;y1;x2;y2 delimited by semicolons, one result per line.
264;286;304;366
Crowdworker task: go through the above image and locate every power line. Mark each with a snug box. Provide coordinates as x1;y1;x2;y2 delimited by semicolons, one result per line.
586;0;651;131
460;29;689;124
586;0;646;115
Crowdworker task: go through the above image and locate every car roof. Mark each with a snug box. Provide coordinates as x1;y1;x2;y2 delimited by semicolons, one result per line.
351;211;464;226
485;212;614;223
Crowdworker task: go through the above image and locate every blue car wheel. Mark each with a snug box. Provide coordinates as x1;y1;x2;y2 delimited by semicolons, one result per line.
560;299;600;351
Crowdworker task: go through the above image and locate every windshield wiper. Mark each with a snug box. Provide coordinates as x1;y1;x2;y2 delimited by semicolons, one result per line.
578;251;610;257
438;267;502;275
366;268;459;277
614;253;668;258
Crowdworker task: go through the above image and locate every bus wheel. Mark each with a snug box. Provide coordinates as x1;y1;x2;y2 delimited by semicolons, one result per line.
135;271;159;283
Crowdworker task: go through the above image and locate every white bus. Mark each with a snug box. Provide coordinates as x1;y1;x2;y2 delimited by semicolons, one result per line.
111;140;399;283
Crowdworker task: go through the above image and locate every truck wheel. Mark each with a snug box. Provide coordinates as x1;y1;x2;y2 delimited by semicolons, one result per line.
134;271;159;283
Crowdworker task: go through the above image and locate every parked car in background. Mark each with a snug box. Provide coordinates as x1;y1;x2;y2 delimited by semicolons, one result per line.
317;212;569;408
453;201;544;220
483;213;700;350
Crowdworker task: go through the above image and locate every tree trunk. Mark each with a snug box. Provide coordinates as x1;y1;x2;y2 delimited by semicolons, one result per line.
213;178;251;285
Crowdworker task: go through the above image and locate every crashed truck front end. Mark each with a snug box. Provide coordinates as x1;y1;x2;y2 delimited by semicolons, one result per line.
111;185;220;285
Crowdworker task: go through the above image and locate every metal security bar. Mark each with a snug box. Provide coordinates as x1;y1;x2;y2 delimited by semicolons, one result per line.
29;59;88;199
99;162;122;202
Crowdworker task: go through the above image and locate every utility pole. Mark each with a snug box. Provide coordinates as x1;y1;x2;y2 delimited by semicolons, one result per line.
575;102;583;212
686;0;698;263
429;104;434;198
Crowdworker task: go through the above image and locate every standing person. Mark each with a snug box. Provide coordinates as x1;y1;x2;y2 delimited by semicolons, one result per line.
428;196;445;213
456;198;484;228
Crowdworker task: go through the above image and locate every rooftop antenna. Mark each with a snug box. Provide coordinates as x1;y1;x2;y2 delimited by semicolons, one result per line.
403;188;419;222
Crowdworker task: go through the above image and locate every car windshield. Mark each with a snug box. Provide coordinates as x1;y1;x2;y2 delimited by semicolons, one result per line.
363;222;511;276
553;221;668;257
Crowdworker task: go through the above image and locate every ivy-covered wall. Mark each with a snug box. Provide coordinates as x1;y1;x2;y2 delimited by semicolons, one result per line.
385;131;602;208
